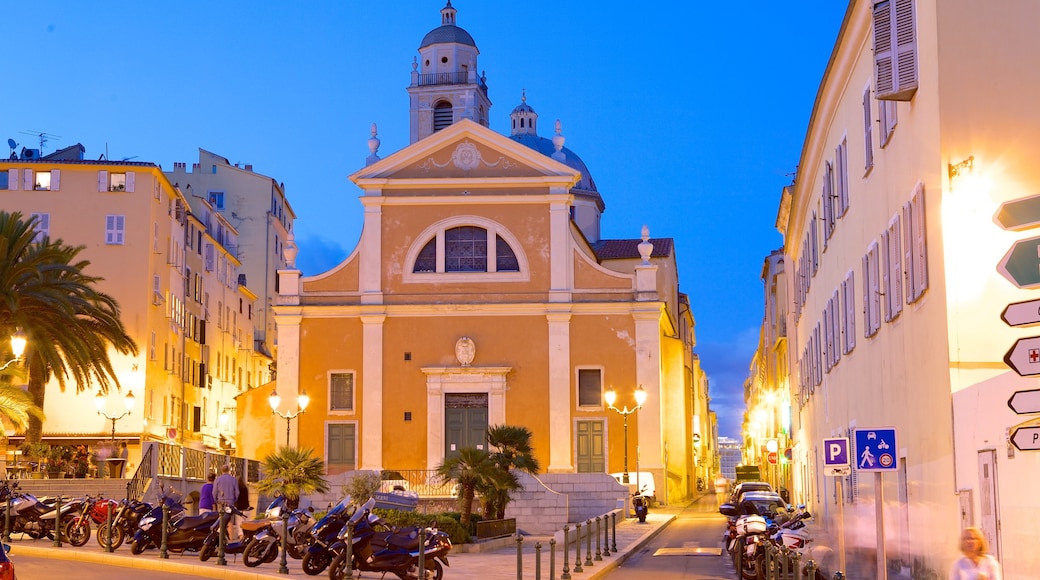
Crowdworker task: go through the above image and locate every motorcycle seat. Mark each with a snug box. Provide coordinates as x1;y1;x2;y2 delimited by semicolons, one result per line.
384;529;420;549
241;520;269;532
173;512;219;530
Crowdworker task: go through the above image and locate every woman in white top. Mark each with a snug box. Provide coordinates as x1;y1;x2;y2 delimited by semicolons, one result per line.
950;527;1001;580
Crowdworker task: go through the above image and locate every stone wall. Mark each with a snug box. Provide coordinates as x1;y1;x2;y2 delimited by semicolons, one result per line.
505;472;627;535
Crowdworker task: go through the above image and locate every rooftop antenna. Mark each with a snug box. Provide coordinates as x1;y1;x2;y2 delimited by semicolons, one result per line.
20;130;60;154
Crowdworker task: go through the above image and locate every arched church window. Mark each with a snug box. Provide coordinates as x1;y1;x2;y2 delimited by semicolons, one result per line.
433;101;453;132
445;226;487;272
496;235;519;272
414;238;437;273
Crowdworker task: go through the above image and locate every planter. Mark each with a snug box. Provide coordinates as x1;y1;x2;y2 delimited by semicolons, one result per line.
29;472;43;479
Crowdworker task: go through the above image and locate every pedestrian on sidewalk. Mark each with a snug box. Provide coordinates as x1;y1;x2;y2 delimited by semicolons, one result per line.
199;472;216;513
950;527;1001;580
213;464;238;539
713;473;729;506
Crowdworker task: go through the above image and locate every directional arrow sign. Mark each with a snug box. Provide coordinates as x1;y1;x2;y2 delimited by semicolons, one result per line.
1004;337;1040;377
1008;389;1040;414
1010;426;1040;451
995;194;1040;231
998;236;1040;288
1002;299;1040;327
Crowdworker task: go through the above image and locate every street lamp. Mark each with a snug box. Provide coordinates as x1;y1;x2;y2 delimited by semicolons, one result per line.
0;328;27;372
269;388;309;447
604;384;648;484
94;389;135;443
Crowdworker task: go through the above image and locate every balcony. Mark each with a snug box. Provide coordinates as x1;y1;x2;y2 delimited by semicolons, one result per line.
413;71;488;95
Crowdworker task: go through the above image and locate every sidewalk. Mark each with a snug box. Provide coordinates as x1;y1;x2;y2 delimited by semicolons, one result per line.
9;507;680;580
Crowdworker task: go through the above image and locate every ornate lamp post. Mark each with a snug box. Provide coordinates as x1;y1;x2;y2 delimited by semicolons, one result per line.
0;328;27;372
269;388;310;447
95;389;135;443
604;385;648;484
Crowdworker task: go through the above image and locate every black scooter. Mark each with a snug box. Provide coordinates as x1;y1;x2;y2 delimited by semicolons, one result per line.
632;486;649;523
129;488;212;555
199;505;261;562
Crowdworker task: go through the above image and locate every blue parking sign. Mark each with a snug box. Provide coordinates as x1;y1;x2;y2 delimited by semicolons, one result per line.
854;428;898;471
823;438;850;466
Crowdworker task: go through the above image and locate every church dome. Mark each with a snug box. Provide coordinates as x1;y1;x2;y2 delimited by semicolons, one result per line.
509;133;602;206
420;25;476;48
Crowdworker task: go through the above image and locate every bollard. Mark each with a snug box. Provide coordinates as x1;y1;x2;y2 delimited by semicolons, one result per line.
105;500;114;552
611;513;617;553
792;550;802;580
278;509;290;574
343;519;354;580
3;496;11;544
602;513;610;556
593;516;602;561
418;526;426;580
516;533;524;580
806;559;817;580
781;545;791;580
215;507;226;565
573;522;583;573
52;495;62;548
160;502;170;559
561;525;571;580
535;541;542;580
549;538;556;580
584;519;593;567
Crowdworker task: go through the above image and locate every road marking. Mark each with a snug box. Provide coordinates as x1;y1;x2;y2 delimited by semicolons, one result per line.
653;547;723;556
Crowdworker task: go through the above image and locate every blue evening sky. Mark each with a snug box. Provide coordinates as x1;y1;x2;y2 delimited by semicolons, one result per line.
3;2;848;439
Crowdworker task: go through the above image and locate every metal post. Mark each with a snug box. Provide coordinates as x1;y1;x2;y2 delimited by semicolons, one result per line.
285;417;291;447
52;495;61;547
622;413;630;484
593;516;602;561
105;500;114;552
573;522;583;573
561;525;571;579
216;507;227;565
602;514;610;556
535;541;542;580
549;538;556;580
874;472;888;580
278;509;289;574
160;503;170;559
3;496;10;543
611;513;617;552
805;559;816;580
516;533;524;580
418;526;426;580
584;519;593;567
344;518;354;580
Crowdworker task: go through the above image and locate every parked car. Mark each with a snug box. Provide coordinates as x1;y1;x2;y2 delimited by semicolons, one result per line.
0;542;14;580
728;481;772;505
732;490;785;519
610;472;657;506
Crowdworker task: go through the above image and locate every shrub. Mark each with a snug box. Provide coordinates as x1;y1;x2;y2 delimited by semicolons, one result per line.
342;471;381;503
374;508;471;545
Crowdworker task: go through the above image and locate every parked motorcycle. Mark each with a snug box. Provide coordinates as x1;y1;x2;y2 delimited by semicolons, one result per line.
631;484;650;523
129;487;209;555
0;482;78;541
302;496;355;575
199;505;261;562
63;495;118;547
97;497;153;550
238;496;315;566
327;497;452;580
769;507;829;579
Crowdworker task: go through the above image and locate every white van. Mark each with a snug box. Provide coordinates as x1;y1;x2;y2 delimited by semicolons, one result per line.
610;472;657;506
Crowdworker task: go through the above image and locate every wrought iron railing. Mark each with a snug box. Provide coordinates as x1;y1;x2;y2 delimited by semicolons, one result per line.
382;469;457;497
413;72;488;95
126;444;155;500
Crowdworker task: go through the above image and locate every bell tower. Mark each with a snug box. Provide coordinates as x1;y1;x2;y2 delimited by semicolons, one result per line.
408;1;492;144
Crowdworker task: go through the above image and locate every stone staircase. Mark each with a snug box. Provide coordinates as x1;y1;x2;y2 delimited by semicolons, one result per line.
7;478;131;501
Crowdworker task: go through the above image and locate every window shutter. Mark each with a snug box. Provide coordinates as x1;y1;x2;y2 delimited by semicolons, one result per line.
7;169;17;191
911;183;928;299
889;216;904;314
836;140;849;215
99;170;108;192
831;290;841;366
823;306;832;372
863;89;874;171
22;170;33;191
873;1;895;96
863;254;872;337
810;211;819;274
881;229;891;320
843;270;856;354
903;200;915;301
50;170;59;191
126;171;135;192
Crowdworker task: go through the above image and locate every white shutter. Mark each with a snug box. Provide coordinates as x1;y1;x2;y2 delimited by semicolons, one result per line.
8;169;18;191
22;170;33;191
912;182;928;299
810;211;819;274
831;290;841;366
126;172;136;193
903;200;915;301
836;140;849;215
873;1;895;96
863;89;874;171
99;170;108;192
869;243;881;334
893;0;918;99
888;215;904;315
823;306;832;372
50;169;59;191
843;270;856;354
881;228;891;320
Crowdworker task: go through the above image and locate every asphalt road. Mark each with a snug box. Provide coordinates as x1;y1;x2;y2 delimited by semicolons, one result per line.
605;497;733;580
14;552;202;579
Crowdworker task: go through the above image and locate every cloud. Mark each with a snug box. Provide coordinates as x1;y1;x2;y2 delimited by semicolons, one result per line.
697;326;759;440
295;235;350;276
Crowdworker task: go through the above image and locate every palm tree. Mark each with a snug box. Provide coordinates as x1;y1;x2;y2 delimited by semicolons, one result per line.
436;446;512;529
255;447;330;510
0;211;137;443
482;425;541;519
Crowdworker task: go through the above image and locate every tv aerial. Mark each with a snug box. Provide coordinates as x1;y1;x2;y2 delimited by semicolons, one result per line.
20;130;60;154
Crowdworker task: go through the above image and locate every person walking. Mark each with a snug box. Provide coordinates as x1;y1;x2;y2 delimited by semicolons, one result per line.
233;474;251;540
713;473;729;506
213;464;239;539
199;472;216;513
117;441;129;477
950;527;1001;580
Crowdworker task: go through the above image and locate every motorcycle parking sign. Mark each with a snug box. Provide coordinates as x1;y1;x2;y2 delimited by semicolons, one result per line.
853;428;898;472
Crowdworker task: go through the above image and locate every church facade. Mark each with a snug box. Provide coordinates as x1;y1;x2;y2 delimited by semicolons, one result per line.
240;2;703;503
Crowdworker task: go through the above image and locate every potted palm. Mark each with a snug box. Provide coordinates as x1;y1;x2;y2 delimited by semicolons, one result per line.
255;447;330;510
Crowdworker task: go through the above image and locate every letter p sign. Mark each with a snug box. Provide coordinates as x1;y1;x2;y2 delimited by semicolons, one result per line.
823;437;850;467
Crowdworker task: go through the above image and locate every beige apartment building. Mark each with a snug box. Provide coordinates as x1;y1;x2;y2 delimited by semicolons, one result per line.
776;1;1040;577
1;145;268;459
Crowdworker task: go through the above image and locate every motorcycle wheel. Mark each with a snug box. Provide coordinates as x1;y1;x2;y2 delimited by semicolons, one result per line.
243;537;269;568
399;560;444;580
64;518;91;547
289;532;312;559
327;552;350;580
739;553;762;580
130;539;147;555
96;523;125;550
302;550;332;576
262;539;280;563
199;542;215;562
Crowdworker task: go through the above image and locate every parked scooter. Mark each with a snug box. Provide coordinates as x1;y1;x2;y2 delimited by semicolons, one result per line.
239;496;315;566
198;505;259;562
631;484;650;523
301;496;355;575
769;507;829;579
129;487;211;555
327;498;452;580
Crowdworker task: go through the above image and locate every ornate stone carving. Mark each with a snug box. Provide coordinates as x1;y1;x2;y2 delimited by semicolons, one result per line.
418;141;517;172
455;336;476;367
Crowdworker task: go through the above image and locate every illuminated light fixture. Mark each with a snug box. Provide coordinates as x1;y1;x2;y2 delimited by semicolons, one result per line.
269;388;310;447
949;156;974;180
604;384;648;485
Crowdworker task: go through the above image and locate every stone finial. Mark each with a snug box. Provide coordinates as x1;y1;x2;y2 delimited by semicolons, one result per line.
283;231;299;268
638;225;653;264
366;123;381;166
412;56;418;72
551;119;566;161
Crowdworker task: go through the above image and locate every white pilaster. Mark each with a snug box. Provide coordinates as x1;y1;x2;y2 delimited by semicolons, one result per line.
360;313;386;469
546;310;573;472
633;306;664;471
276;314;302;446
359;198;383;304
548;196;573;302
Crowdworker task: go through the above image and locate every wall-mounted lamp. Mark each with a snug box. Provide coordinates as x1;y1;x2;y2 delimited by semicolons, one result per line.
949;156;975;180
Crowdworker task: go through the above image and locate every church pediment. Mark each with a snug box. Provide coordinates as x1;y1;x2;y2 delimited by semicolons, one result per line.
351;119;580;189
